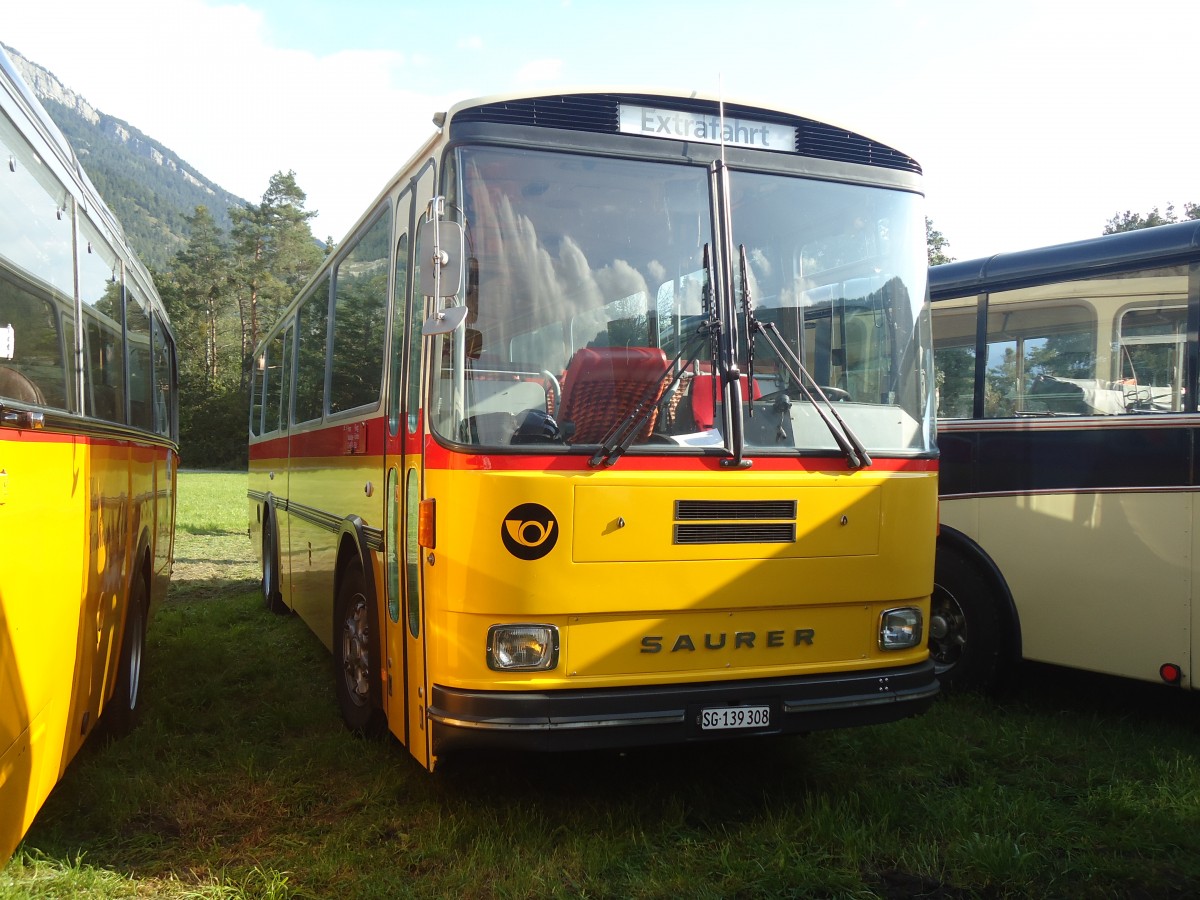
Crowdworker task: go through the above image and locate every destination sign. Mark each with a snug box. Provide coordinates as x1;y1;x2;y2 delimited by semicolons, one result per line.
618;104;794;152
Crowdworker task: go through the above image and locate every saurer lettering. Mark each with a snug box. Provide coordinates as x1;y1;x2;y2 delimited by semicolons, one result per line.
640;629;815;653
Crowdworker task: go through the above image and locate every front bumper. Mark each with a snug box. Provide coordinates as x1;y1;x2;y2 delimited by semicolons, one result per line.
429;661;938;755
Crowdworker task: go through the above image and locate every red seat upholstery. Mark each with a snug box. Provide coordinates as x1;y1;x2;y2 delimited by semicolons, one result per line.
559;346;669;444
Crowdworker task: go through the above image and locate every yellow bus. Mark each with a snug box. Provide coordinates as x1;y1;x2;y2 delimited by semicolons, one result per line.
249;90;938;770
930;220;1200;690
0;48;178;860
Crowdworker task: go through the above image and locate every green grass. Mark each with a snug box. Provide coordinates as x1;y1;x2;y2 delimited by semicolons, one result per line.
175;470;252;536
4;470;1200;897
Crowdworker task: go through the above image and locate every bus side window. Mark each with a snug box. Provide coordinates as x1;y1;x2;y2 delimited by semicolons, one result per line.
78;223;126;423
294;277;331;424
152;314;174;438
127;287;154;431
330;208;391;415
1117;305;1186;413
983;295;1095;417
0;288;64;407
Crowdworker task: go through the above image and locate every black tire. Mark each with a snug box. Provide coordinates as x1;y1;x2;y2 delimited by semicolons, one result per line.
929;549;1005;691
261;513;289;615
333;564;386;736
104;574;148;737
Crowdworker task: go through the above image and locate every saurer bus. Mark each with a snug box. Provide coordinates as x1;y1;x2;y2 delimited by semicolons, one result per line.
248;90;938;770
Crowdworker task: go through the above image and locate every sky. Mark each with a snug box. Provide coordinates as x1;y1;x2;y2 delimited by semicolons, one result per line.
4;0;1198;262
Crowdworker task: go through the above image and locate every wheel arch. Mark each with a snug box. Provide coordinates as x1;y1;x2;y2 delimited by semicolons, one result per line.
937;524;1022;667
334;516;381;629
332;516;388;735
258;492;279;553
132;526;154;616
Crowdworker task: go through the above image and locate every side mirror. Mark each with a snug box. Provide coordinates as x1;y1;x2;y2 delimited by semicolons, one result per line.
417;216;465;298
422;304;469;336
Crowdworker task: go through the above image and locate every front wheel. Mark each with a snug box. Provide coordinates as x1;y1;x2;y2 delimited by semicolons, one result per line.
333;564;386;736
929;550;1005;691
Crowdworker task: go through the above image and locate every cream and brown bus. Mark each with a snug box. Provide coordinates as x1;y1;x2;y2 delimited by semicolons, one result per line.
930;220;1200;691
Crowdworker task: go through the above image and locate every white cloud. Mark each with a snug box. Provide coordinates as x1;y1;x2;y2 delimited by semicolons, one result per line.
3;0;454;243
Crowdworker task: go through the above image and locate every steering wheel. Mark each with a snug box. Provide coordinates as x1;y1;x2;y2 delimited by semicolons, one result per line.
815;385;852;402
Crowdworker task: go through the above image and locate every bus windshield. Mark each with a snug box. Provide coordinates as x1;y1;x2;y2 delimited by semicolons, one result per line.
431;144;932;456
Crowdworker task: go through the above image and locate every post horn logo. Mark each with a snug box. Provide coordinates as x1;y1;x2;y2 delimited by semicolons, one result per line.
501;503;558;560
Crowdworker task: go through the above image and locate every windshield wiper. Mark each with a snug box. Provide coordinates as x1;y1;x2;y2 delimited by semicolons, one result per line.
739;244;872;469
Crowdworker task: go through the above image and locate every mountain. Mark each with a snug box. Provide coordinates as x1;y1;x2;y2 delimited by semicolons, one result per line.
3;43;247;271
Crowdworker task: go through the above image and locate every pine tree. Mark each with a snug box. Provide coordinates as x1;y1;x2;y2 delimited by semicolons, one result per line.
166;205;234;390
230;171;323;388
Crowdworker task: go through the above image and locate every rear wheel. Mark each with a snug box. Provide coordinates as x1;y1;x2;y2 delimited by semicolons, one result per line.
333;563;386;736
261;513;288;614
104;574;148;737
929;550;1004;691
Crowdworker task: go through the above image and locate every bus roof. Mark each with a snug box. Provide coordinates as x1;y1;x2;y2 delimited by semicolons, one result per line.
930;219;1200;300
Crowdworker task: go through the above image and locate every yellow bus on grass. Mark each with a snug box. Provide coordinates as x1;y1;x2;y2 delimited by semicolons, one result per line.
930;220;1200;690
249;90;938;770
0;47;178;860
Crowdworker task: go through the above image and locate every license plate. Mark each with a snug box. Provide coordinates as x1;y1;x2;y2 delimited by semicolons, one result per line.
699;705;771;731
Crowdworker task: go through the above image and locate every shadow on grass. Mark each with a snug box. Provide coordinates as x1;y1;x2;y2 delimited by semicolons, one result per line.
167;531;258;603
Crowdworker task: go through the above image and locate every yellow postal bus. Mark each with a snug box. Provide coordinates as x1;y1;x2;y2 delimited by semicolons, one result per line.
0;48;178;860
249;90;938;770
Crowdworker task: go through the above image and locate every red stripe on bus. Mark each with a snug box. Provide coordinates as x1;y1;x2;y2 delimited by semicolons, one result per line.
247;416;936;475
0;428;171;450
422;437;936;473
249;416;426;462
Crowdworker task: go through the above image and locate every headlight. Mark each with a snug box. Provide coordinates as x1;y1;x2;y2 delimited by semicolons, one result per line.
878;607;923;650
487;624;560;671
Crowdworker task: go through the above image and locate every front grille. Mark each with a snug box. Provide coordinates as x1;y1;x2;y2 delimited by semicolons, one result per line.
672;498;797;545
453;95;619;132
674;523;797;544
675;499;797;520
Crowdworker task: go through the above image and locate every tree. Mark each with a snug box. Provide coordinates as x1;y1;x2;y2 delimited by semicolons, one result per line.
230;171;323;388
165;206;235;391
1104;203;1200;234
160;205;253;468
927;218;954;266
160;173;323;469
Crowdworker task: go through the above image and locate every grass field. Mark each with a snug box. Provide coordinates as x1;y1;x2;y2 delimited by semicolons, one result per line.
3;471;1200;898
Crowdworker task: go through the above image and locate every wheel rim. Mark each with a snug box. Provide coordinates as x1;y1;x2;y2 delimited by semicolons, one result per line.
341;594;372;708
262;520;277;605
928;583;967;675
127;602;144;709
